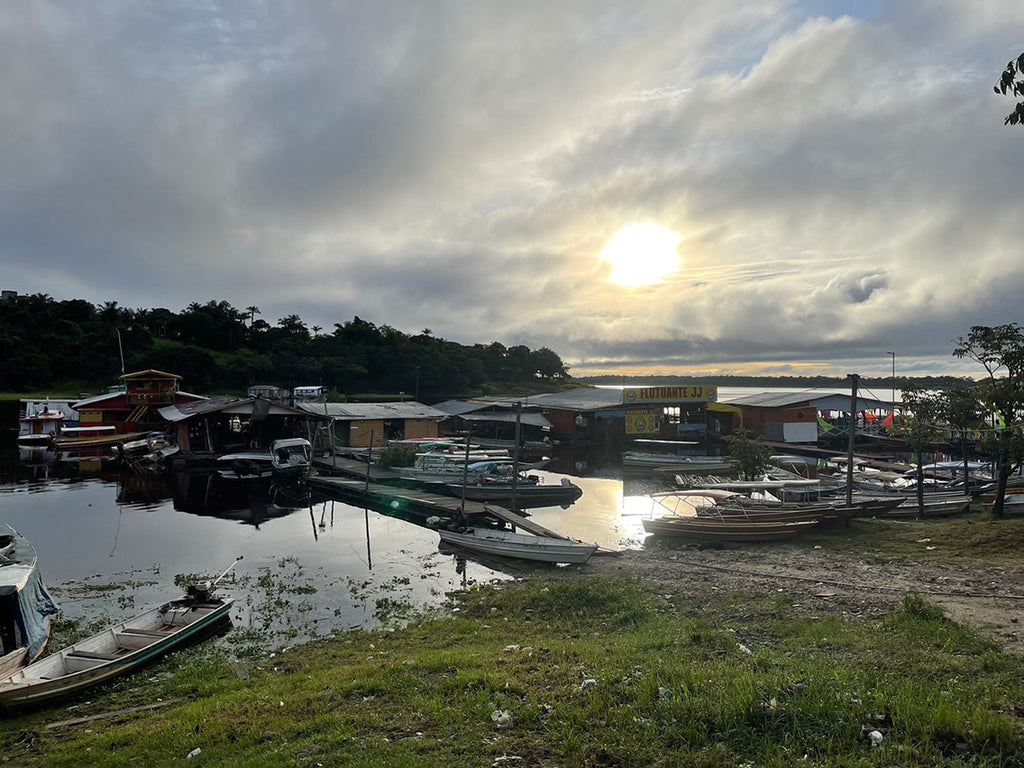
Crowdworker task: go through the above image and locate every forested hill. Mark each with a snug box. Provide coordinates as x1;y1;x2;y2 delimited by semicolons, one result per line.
577;374;976;390
0;295;570;399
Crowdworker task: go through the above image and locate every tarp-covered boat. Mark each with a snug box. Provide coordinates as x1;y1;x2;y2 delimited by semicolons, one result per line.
0;524;58;679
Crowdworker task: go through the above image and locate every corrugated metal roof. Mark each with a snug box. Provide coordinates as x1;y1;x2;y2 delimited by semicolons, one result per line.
72;391;124;409
431;399;490;416
723;390;893;412
484;388;624;412
295;401;448;420
459;411;553;429
159;397;310;422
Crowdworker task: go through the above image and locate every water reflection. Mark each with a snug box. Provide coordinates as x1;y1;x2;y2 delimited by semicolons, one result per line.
0;429;671;650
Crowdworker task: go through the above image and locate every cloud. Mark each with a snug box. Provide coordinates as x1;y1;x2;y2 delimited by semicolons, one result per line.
0;1;1022;378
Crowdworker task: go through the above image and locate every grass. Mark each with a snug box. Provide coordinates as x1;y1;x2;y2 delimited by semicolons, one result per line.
802;509;1024;570
1;575;1022;767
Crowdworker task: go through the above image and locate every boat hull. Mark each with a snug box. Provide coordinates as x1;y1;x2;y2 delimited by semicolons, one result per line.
437;529;597;564
642;517;819;542
0;597;234;707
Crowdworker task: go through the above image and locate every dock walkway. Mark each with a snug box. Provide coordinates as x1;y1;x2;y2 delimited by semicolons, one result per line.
310;457;567;540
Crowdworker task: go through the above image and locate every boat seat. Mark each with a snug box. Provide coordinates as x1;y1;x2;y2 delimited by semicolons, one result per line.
121;627;171;637
67;650;120;661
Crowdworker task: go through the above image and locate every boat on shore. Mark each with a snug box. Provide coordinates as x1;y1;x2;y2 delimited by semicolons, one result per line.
642;491;822;542
0;573;236;708
435;526;597;564
642;515;819;542
0;525;58;679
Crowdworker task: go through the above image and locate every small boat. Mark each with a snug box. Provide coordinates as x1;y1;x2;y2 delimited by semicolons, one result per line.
435;477;583;509
642;516;819;542
436;527;597;564
17;409;65;447
0;570;236;708
0;525;58;679
218;438;312;481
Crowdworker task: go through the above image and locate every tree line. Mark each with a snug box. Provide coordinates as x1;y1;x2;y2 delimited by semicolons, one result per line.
0;294;569;398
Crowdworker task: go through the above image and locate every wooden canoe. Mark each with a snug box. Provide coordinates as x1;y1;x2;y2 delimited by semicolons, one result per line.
0;593;233;708
642;516;819;542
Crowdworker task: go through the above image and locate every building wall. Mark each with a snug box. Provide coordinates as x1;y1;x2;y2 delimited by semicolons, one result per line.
349;420;385;447
545;410;579;437
741;406;816;438
403;420;441;440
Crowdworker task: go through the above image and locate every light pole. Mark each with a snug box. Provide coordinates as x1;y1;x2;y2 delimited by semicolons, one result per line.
887;351;895;412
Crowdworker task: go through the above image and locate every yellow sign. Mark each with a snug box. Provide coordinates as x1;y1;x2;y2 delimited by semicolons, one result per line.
622;386;716;404
625;410;658;435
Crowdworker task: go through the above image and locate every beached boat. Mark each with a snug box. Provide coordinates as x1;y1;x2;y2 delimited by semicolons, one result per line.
0;525;58;679
436;527;597;564
642;515;819;542
0;581;235;707
642;491;821;542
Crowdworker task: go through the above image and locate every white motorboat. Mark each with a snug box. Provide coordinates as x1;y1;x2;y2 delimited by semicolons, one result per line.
436;527;597;564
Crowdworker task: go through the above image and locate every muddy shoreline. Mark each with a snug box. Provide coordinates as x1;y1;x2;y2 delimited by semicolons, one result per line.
575;542;1024;655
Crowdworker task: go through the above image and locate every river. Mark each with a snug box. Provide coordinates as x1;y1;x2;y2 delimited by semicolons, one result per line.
1;403;671;650
3;385;861;649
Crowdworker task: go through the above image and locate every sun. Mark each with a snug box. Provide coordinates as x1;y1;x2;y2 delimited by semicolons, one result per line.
600;224;682;287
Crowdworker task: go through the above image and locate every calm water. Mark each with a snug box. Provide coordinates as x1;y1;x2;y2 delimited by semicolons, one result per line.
1;407;663;649
6;386;843;649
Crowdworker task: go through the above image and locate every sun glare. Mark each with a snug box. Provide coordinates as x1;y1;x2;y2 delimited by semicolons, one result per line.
600;224;682;287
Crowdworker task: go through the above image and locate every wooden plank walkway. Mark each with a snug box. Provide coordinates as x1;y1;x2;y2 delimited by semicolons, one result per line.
309;473;568;540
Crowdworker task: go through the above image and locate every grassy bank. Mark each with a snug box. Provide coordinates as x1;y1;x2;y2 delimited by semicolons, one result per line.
1;573;1022;767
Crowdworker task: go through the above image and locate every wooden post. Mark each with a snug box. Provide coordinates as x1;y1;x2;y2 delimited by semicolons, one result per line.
511;401;522;513
364;429;374;491
459;423;472;518
846;373;859;507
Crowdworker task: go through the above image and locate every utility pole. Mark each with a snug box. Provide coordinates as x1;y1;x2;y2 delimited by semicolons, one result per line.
887;352;895;414
846;373;859;507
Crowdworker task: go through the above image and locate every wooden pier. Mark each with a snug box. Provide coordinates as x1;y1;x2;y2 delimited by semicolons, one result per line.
310;458;568;540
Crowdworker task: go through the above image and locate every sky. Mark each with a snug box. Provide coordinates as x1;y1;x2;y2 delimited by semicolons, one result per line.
2;2;1023;380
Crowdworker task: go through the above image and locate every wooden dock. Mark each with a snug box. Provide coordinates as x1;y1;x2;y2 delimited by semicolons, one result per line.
310;456;619;555
309;459;568;540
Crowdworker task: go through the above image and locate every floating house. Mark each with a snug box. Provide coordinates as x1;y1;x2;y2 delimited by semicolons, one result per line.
485;385;718;447
294;401;447;450
72;370;206;435
719;390;896;444
431;399;554;453
158;397;319;458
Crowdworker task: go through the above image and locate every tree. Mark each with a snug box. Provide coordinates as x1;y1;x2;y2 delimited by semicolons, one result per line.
953;324;1024;517
724;428;773;480
898;384;949;515
246;306;261;326
995;52;1024;126
945;384;986;493
531;347;568;379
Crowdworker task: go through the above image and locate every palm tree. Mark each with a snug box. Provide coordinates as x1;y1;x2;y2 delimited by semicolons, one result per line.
245;306;261;327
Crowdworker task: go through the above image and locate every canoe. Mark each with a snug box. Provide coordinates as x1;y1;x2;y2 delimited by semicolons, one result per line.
642;516;819;542
0;525;58;679
437;528;597;564
0;590;234;707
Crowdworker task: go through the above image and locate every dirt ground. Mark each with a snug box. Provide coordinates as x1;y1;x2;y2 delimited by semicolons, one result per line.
581;543;1024;656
